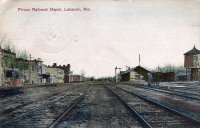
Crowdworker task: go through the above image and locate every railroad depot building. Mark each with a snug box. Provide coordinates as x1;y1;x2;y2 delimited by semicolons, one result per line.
184;46;200;81
120;66;150;82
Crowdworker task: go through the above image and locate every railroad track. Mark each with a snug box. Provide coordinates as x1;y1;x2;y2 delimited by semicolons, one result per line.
147;83;200;95
48;88;89;128
0;84;80;118
132;85;200;102
167;86;200;95
106;85;200;128
50;84;145;128
0;85;89;128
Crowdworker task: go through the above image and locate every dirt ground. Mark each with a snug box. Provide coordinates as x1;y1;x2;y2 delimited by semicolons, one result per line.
1;84;143;128
56;85;142;128
1;83;200;127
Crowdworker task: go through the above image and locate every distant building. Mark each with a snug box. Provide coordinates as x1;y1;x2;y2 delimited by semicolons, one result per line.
47;63;71;83
184;46;200;81
37;58;47;83
24;59;40;84
65;74;84;83
120;66;150;82
176;70;187;81
48;63;70;75
15;58;48;85
0;48;19;86
46;67;64;83
151;72;175;82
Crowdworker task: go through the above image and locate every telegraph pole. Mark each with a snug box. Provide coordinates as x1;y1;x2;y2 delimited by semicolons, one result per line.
29;54;31;84
29;54;34;84
115;67;117;83
139;54;141;83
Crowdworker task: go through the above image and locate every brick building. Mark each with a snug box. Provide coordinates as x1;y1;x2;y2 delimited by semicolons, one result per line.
46;67;64;83
47;63;70;83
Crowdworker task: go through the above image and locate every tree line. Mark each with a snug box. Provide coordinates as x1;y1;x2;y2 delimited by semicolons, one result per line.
152;64;184;73
1;34;29;71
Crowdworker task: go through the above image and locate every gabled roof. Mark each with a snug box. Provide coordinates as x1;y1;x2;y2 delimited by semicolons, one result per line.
184;45;200;55
120;68;135;75
120;65;150;75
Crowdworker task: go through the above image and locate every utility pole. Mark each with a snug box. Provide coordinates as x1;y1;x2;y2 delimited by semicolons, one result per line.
29;54;34;84
157;65;160;85
115;67;117;83
199;69;200;83
29;54;31;84
139;54;141;83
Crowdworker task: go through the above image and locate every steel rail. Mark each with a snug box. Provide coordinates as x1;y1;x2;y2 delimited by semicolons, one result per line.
48;88;89;128
0;85;86;127
114;85;200;125
0;85;81;118
134;85;200;101
105;85;152;128
144;83;200;96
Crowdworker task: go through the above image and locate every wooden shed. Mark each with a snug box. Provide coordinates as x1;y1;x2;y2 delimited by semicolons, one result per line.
120;66;150;82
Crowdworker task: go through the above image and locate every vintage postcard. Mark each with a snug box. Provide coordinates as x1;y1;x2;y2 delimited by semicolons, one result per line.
0;0;200;127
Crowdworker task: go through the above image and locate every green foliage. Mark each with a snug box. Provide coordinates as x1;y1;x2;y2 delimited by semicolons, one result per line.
15;58;29;71
15;50;29;71
16;50;28;60
153;64;184;73
1;40;29;71
2;55;15;69
96;76;114;82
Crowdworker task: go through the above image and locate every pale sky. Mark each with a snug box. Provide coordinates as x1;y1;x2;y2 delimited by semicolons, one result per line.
0;0;200;77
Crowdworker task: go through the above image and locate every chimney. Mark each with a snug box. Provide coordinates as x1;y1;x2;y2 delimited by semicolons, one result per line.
53;63;57;67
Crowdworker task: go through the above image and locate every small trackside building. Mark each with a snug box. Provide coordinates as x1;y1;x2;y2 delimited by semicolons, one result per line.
120;66;150;82
64;74;85;83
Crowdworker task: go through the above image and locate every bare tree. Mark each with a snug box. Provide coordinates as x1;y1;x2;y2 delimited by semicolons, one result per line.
0;34;6;48
2;40;15;52
17;50;28;60
80;69;85;77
